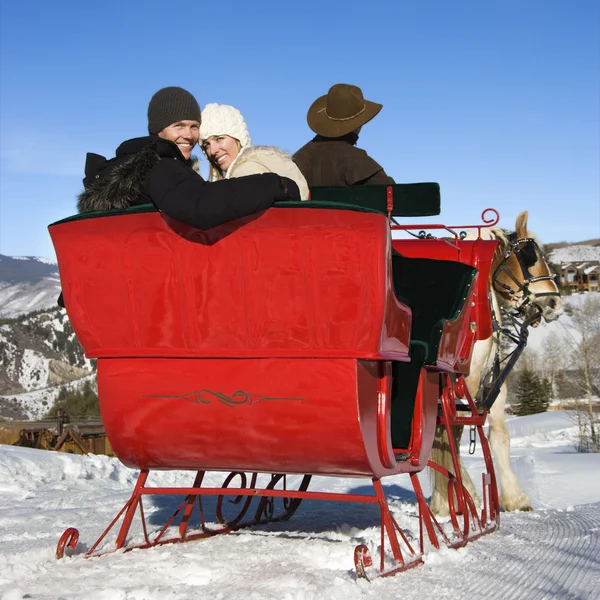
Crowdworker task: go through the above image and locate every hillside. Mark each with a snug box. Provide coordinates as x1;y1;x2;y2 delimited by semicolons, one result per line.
0;307;93;419
547;244;600;264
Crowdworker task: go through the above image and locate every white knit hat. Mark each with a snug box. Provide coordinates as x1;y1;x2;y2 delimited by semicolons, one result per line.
199;103;252;151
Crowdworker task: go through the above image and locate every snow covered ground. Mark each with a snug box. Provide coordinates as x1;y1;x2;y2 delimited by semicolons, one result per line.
1;412;599;599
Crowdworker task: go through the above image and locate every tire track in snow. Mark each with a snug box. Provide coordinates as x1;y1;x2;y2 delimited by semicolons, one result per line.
461;503;600;600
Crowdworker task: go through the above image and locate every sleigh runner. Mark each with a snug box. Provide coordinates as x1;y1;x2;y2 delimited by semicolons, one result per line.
50;184;515;577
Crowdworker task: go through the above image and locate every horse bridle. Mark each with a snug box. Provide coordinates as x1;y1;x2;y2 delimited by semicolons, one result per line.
492;232;560;312
476;232;561;410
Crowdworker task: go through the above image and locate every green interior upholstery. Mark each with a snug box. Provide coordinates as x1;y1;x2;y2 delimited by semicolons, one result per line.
50;203;158;225
309;183;441;217
50;200;385;227
392;255;476;365
391;341;427;449
389;256;477;450
273;200;381;214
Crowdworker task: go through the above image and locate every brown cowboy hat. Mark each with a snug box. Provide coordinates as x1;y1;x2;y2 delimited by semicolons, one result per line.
307;83;383;138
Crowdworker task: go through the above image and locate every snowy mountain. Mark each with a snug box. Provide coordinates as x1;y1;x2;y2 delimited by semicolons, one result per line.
0;255;94;419
0;254;62;318
0;412;598;598
0;307;93;419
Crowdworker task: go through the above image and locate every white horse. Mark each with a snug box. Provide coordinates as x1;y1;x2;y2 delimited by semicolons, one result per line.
430;211;562;515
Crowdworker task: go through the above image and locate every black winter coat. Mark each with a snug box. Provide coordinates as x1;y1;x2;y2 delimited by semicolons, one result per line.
78;137;300;230
293;134;395;187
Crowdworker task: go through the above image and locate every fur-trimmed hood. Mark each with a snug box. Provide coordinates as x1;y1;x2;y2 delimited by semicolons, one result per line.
77;143;158;213
77;136;194;214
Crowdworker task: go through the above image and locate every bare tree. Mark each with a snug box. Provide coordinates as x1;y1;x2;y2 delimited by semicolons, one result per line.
558;295;600;452
542;331;566;394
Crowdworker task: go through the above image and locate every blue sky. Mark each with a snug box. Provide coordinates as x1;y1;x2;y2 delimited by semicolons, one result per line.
1;0;598;259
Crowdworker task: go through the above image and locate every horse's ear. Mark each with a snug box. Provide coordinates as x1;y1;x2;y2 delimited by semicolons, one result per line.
516;211;529;237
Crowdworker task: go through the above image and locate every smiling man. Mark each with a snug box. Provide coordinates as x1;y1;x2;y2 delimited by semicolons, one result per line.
148;87;200;159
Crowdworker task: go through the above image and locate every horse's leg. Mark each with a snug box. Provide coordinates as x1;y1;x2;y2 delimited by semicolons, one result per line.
429;424;479;516
429;425;453;517
453;425;479;506
429;337;493;517
489;385;532;511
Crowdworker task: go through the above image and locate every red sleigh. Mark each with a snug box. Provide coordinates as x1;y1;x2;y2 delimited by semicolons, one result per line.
50;185;500;578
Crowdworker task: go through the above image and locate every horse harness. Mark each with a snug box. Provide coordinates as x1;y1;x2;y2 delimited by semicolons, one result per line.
492;231;560;312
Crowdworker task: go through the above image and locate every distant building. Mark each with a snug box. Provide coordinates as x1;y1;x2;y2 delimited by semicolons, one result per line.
548;244;600;293
559;262;600;292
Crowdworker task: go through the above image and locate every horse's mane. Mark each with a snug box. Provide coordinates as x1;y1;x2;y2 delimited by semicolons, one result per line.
484;227;509;245
474;226;542;249
459;227;509;245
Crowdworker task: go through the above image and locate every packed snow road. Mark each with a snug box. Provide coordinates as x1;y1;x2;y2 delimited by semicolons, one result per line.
406;503;600;600
1;412;599;599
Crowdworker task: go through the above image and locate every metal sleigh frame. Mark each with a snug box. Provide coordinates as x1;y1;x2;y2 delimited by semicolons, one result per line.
57;372;499;579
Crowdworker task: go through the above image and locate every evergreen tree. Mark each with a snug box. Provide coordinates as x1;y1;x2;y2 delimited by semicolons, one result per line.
514;367;549;416
539;377;552;412
47;381;100;419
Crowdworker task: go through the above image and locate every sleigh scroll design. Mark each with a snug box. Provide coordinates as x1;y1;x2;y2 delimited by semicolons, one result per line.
143;389;305;408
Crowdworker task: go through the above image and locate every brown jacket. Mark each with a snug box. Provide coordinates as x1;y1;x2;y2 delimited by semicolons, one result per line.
293;134;395;187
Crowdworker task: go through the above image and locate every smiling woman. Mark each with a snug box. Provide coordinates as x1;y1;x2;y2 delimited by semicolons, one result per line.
203;135;241;173
199;103;309;200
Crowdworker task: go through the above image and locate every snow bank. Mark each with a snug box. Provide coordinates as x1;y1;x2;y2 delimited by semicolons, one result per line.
504;411;575;445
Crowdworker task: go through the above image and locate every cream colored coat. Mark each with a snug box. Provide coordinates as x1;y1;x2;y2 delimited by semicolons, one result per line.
211;146;309;200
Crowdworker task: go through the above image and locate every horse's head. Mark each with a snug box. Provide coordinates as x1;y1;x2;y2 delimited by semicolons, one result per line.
492;211;562;325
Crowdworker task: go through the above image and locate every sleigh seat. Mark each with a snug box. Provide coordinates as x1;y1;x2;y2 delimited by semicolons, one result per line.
392;238;499;342
389;256;477;448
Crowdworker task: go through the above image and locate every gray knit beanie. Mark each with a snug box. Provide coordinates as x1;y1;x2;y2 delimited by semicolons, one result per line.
147;87;201;135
